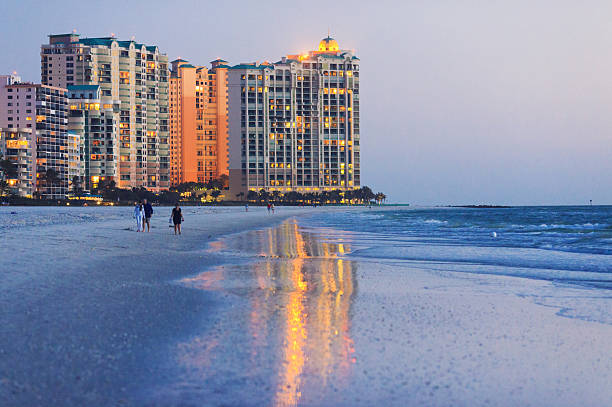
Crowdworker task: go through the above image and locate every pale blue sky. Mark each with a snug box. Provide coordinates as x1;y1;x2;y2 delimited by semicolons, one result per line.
2;0;611;205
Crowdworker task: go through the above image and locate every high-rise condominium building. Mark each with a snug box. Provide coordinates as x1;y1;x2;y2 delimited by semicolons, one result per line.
227;37;360;197
67;85;120;190
0;75;76;199
41;34;170;191
169;59;229;185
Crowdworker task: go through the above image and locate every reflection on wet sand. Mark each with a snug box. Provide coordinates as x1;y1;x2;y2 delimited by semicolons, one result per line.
178;220;356;406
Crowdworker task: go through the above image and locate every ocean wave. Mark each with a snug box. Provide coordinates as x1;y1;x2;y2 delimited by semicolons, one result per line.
349;243;612;277
423;219;448;224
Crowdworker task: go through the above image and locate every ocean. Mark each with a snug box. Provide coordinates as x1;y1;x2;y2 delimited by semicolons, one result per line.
301;206;612;289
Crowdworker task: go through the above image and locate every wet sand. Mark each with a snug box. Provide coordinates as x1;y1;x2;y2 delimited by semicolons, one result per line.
1;207;611;406
145;220;612;407
0;206;317;406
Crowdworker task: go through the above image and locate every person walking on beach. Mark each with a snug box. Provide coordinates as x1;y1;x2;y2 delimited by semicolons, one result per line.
143;198;153;232
171;203;184;235
245;203;249;212
271;204;275;214
267;203;271;213
133;201;144;232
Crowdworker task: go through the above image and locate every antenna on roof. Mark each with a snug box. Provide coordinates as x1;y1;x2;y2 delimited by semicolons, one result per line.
110;32;116;38
131;35;135;41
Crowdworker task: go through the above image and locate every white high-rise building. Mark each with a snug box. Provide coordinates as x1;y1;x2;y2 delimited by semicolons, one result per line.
227;37;360;197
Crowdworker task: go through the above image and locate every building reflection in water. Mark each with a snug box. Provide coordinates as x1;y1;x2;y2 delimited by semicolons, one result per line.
179;220;356;406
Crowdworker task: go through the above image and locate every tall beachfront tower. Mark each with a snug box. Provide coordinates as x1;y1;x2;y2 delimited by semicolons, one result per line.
227;37;360;197
169;59;229;185
0;75;77;199
41;34;170;192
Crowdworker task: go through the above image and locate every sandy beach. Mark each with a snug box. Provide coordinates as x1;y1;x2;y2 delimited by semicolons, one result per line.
1;206;611;406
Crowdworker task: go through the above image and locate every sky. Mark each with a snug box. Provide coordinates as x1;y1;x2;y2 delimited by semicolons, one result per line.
1;0;612;205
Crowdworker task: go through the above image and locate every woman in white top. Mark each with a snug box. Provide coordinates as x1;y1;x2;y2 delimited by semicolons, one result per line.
133;202;144;232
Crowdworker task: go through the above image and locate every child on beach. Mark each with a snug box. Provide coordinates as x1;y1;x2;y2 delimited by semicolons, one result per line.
171;204;184;235
133;202;144;232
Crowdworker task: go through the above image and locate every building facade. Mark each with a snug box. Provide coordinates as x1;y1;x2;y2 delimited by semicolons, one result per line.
67;85;120;190
41;34;170;192
169;59;229;185
0;75;74;199
227;37;360;197
0;127;35;197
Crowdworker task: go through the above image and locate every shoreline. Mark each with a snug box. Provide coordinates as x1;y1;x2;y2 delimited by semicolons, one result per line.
142;216;612;406
2;206;612;406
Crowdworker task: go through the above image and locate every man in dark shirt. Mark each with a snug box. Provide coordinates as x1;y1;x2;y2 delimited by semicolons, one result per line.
143;199;154;232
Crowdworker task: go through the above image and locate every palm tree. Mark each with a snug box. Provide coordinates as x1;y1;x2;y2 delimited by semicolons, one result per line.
0;157;18;180
258;188;269;203
71;175;84;197
236;191;245;201
247;190;258;202
42;168;61;198
320;190;330;204
218;174;229;188
330;189;342;204
360;186;375;204
211;189;221;202
0;180;11;197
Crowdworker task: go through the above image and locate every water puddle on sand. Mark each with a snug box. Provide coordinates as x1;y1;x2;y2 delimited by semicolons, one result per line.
169;220;358;406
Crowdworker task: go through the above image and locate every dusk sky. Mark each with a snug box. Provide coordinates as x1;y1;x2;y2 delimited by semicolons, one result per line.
2;0;611;205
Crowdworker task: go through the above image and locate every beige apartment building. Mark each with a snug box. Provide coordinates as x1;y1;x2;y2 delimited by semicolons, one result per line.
41;34;170;191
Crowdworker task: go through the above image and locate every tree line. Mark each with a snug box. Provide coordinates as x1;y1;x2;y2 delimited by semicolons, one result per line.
238;186;386;205
2;159;387;206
